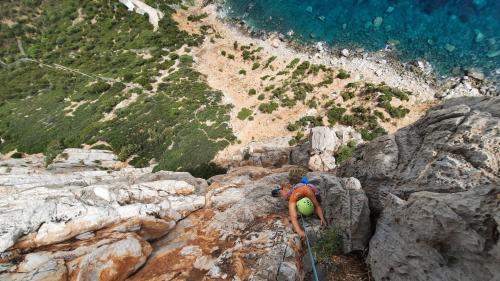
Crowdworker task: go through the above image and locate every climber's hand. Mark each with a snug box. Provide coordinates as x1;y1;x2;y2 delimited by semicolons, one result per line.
320;218;326;227
298;230;306;240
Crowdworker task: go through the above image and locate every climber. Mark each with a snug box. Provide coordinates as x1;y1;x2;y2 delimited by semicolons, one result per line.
271;168;326;239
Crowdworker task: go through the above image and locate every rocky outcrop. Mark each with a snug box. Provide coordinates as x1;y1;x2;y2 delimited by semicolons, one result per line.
308;173;371;252
369;184;500;281
337;97;500;281
0;149;370;280
0;150;206;281
338;96;500;213
292;126;363;171
129;167;371;280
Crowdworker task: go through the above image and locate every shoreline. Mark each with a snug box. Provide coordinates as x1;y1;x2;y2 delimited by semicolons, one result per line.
171;1;443;165
215;0;498;97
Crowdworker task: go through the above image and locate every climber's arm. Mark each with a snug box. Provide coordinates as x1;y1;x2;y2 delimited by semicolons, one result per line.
288;200;305;239
309;193;326;226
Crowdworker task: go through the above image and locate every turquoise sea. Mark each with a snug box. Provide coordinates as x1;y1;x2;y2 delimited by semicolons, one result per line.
224;0;500;80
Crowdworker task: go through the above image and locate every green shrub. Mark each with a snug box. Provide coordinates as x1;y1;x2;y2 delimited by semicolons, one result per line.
252;62;260;70
221;50;226;56
45;140;64;166
313;227;344;263
237;108;252;120
307;99;318;109
335;140;357;164
257;94;265;100
336;69;350;79
258;101;278;113
327;105;347;124
187;13;208;22
238;69;247;75
227;54;235;60
263;56;277;69
248;88;257;96
340;91;355;101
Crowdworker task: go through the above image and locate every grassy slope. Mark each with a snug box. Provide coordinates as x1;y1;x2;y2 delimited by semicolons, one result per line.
0;0;234;177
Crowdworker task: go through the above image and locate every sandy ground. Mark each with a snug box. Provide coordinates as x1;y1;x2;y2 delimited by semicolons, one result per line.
172;1;439;163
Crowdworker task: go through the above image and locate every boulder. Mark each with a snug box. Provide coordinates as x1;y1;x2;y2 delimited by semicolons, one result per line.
299;126;362;171
308;173;371;252
338;97;500;213
310;126;340;154
308;154;336;171
368;184;500;281
239;137;292;168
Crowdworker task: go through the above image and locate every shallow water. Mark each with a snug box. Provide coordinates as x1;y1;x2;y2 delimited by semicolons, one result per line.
224;0;500;79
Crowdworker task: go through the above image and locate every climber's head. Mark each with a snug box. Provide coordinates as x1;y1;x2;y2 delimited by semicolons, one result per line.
289;167;307;185
296;197;314;216
271;184;290;200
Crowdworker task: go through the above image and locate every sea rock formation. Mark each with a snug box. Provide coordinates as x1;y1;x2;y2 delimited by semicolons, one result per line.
338;96;499;213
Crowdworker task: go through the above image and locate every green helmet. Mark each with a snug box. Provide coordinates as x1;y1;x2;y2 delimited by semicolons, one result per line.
297;197;314;216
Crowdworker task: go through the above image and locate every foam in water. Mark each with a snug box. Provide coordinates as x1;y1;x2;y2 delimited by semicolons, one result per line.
224;0;500;79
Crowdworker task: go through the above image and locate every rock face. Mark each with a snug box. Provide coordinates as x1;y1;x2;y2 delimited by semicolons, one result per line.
128;167;371;280
338;97;500;281
369;185;500;281
338;96;500;213
0;150;206;281
308;173;371;252
0;149;370;280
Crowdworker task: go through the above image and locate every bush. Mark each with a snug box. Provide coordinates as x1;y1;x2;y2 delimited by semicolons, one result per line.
258;101;278;113
221;50;226;56
335;140;357;164
238;69;246;75
45;140;64;166
237;108;252;120
336;69;350;79
257;94;265;100
248;88;256;96
252;62;260;70
227;54;235;60
340;91;355;101
327;105;347;124
187;13;208;22
314;227;344;263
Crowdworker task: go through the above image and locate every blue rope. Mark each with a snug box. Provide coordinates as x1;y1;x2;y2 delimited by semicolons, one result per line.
300;213;320;281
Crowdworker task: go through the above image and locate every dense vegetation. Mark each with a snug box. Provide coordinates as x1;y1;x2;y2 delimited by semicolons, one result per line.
0;0;234;177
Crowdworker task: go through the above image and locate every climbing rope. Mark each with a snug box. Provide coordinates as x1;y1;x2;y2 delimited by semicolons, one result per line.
300;213;321;281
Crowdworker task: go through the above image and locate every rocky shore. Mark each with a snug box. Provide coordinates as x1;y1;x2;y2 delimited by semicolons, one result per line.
216;0;499;98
